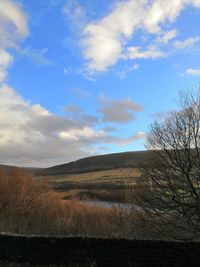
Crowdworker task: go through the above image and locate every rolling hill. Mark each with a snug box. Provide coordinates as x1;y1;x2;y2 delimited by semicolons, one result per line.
39;150;152;176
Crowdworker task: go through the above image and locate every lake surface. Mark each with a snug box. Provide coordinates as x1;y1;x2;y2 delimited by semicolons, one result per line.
79;200;143;211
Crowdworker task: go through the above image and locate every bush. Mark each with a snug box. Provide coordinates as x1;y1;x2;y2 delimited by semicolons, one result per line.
0;168;66;235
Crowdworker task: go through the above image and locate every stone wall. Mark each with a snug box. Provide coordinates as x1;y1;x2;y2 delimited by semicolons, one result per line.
0;234;199;266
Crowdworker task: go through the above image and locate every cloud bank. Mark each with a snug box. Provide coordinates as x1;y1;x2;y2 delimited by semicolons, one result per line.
0;86;144;166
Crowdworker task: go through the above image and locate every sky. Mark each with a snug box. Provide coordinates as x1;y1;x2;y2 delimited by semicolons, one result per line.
0;0;200;167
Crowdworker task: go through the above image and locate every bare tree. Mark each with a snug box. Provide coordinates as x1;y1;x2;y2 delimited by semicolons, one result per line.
143;89;200;240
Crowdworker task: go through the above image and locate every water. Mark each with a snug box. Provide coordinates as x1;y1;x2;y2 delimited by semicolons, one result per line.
79;200;143;211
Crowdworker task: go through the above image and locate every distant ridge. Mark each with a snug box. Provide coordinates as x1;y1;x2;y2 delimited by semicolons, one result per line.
0;164;16;174
0;164;43;174
39;150;152;176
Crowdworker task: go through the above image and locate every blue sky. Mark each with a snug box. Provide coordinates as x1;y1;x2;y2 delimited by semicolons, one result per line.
1;0;200;167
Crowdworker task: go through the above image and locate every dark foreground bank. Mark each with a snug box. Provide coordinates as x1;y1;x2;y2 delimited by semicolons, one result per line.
0;234;199;267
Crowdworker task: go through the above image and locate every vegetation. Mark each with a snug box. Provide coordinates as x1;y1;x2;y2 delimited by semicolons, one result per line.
0;167;162;240
49;168;141;203
142;89;200;240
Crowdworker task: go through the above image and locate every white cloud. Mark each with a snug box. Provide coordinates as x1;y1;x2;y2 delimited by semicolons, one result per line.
80;0;200;72
0;86;95;166
0;0;28;39
185;68;200;76
59;127;104;141
127;45;167;59
31;104;51;116
0;49;13;67
174;36;200;49
0;0;28;82
0;70;6;82
143;1;185;33
0;50;13;82
156;29;177;44
82;0;144;72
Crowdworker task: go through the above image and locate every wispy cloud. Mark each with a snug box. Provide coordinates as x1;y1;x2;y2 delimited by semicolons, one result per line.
174;36;200;50
116;63;139;80
63;0;86;30
156;29;177;44
64;67;71;75
69;87;91;99
185;68;200;76
127;45;167;59
19;47;52;66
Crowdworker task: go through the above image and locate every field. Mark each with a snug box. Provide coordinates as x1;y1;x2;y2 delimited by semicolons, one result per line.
44;168;142;203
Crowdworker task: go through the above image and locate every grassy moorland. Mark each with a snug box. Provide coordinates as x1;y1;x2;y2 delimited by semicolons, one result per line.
40;151;150;176
35;150;152;203
47;168;141;202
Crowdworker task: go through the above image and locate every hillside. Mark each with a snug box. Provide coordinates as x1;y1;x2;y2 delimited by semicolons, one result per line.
0;164;43;175
39;150;152;176
0;150;153;177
